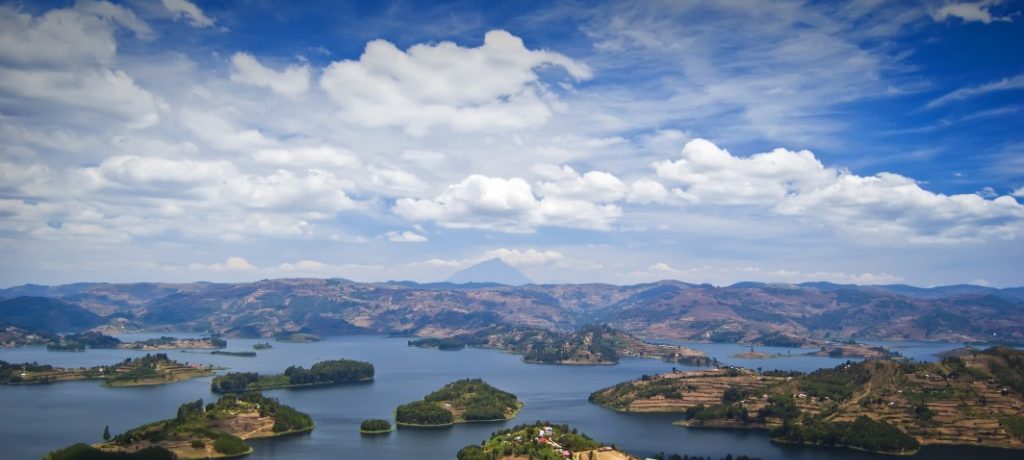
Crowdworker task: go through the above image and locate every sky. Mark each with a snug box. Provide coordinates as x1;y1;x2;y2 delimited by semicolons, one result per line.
0;0;1022;288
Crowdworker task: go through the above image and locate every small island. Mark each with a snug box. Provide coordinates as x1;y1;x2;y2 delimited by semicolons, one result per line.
252;342;273;350
210;350;257;357
211;358;374;393
456;422;633;460
0;353;216;387
589;347;1024;455
275;332;321;343
359;419;393;434
43;392;313;460
396;378;522;427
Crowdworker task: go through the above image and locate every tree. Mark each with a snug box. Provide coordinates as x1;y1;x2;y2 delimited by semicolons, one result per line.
102;425;110;441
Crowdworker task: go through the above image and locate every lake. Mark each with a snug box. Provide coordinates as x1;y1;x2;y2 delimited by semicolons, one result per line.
0;335;1019;460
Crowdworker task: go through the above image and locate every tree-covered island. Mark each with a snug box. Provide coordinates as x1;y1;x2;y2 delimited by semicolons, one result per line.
211;358;373;393
396;378;522;427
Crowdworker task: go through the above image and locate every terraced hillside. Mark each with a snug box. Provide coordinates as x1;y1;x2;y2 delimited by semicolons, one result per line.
589;347;1024;454
0;353;216;387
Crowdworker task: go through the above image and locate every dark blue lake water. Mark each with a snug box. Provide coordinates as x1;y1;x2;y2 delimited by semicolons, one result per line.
0;335;1018;460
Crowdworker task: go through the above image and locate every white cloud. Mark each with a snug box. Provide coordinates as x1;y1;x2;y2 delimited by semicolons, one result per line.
230;52;310;98
1014;186;1024;198
484;248;564;267
534;164;626;202
385;230;428;243
626;178;670;204
252;145;361;169
930;1;1013;24
652;138;1024;242
189;256;256;272
392;174;621;232
927;74;1024;109
319;30;591;135
636;262;902;286
0;3;146;66
161;0;215;28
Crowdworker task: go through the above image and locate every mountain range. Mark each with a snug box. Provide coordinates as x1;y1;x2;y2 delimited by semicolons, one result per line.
0;279;1022;343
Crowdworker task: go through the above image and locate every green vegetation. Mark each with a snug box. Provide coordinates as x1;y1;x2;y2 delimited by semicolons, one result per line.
47;341;86;351
771;416;919;455
395;400;454;426
104;393;308;456
252;342;272;350
47;332;122;351
796;362;871;401
43;444;174;460
458;422;604;460
1002;415;1024;440
211;358;374;393
359;419;393;434
396;378;521;426
275;332;321;343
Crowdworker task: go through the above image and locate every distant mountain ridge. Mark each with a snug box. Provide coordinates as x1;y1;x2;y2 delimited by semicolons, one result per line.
446;258;532;285
1;278;1022;343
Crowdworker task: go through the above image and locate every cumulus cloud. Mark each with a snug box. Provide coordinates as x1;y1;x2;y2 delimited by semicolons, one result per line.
930;1;1014;24
230;52;310;98
161;0;215;28
534;164;626;202
189;256;256;272
319;30;591;135
926;74;1024;109
1014;186;1024;198
0;4;161;128
392;174;621;232
652;138;1024;242
385;230;428;243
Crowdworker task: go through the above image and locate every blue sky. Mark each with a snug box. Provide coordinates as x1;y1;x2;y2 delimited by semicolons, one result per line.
0;0;1021;287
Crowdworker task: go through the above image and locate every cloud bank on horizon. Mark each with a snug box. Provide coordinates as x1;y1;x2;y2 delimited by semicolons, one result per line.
0;0;1021;287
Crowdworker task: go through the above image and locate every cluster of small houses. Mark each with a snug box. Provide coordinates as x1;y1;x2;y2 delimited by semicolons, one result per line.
507;426;613;458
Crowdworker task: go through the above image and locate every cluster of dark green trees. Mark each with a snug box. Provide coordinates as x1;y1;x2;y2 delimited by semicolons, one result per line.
211;358;374;393
43;444;173;460
47;332;122;351
771;415;919;454
796;360;872;401
523;325;621;364
359;419;392;433
458;422;602;460
396;400;455;425
397;379;520;425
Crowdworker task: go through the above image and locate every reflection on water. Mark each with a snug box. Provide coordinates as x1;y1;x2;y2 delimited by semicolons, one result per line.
0;335;1019;460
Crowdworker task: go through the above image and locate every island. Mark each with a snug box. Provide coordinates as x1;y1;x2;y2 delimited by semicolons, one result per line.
275;332;321;343
252;342;273;350
211;358;374;393
0;353;216;387
396;378;522;427
43;392;313;460
119;336;227;350
209;350;256;357
455;422;632;460
359;419;393;434
589;347;1024;455
409;325;714;366
1;321;53;347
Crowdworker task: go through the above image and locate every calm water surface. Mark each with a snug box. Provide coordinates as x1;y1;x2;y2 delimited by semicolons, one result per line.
0;335;1018;460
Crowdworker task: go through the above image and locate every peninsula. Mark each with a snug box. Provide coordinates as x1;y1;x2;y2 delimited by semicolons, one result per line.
589;347;1024;455
44;392;313;459
0;353;216;387
211;358;373;393
396;378;522;427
